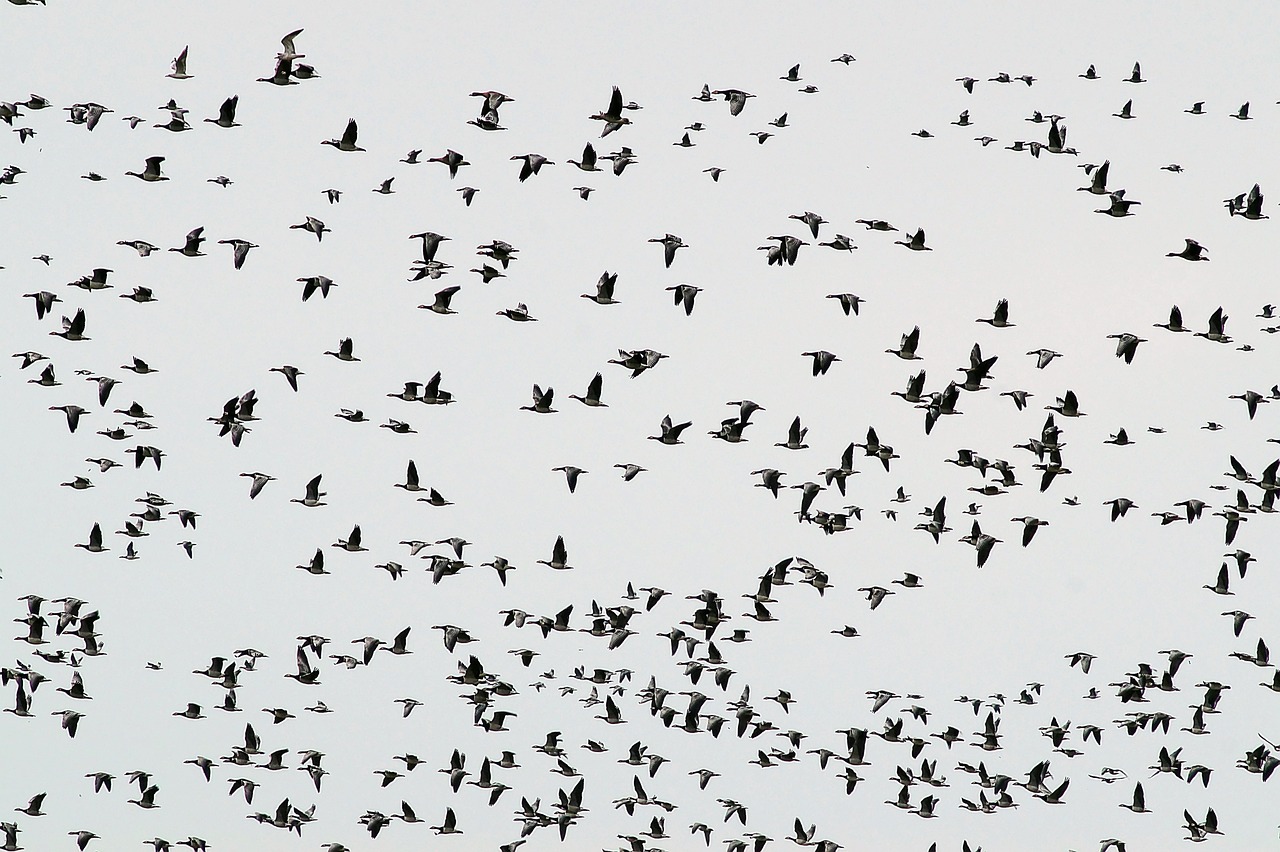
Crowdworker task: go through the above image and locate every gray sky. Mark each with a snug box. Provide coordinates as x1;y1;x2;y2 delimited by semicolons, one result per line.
3;3;1279;850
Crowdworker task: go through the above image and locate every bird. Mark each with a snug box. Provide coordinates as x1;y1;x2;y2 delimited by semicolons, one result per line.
712;88;756;116
666;284;701;315
649;234;687;268
428;149;470;178
1107;333;1147;364
324;338;359;361
205;95;239;127
977;299;1014;327
894;228;931;251
1167;238;1208;261
217;239;258;270
126;156;167;182
511;153;554;182
290;475;327;508
322;118;364;151
420;286;461;315
886;326;922;360
1096;191;1140;217
649;415;692;445
569;373;606;407
802;350;840;376
290;216;330;241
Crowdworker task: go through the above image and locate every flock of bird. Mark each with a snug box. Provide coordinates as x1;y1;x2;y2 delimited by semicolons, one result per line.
3;12;1280;852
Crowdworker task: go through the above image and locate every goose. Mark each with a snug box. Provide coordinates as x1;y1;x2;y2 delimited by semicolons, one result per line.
420;371;454;404
68;267;113;291
290;216;329;241
666;284;701;315
470;90;514;114
290;475;327;507
1095;191;1140;217
789;480;823;519
1077;159;1110;194
609;348;667;377
471;264;505;283
1125;61;1145;83
155;110;191;132
380;418;415;434
1045;390;1084;417
71;523;107;553
912;128;933;138
323;338;359;361
12;347;48;368
537;535;572;570
648;233;686;267
1012;516;1049;546
49;404;88;433
1107;332;1147;363
712;88;755;116
1228;390;1268;419
257;51;298;85
589;86;632;135
775;416;810;450
420;285;461;314
1194;306;1230;343
648;415;692;444
956;76;977;93
30;363;59;386
568;372;606;406
117;238;159;256
126;156;167;181
496;302;537;321
1042;117;1073;154
1154;305;1191;332
976;298;1014;327
752;468;784;497
1114;99;1135;119
1167;238;1207;260
521;384;556;413
552;466;586;493
468;110;501;131
217;239;257;270
298;275;335;301
1240;183;1267;219
477;238;519;268
801;350;839;376
321;118;364;151
886;326;922;359
1232;101;1251;120
511;153;553;181
427;149;469;178
203;95;239;128
894;228;930;250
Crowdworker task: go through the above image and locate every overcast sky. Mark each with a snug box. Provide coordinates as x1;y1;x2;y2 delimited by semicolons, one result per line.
3;3;1279;850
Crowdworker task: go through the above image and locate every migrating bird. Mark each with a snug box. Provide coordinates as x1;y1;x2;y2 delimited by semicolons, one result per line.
322;118;365;151
589;86;632;136
126;156;167;182
894;228;931;251
649;234;686;268
1167;238;1208;261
